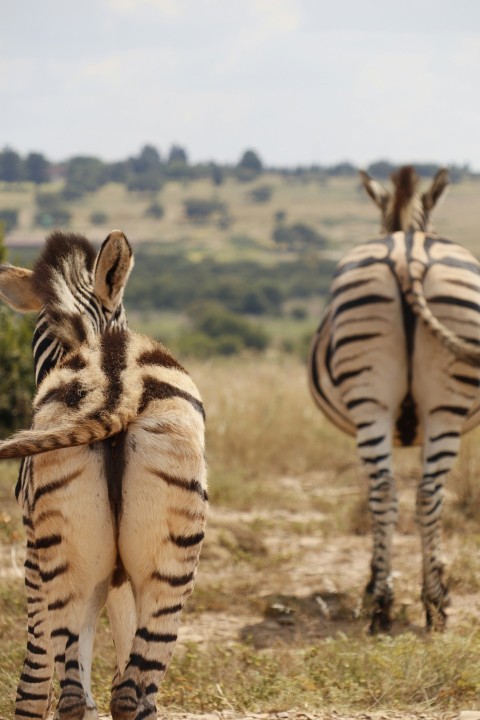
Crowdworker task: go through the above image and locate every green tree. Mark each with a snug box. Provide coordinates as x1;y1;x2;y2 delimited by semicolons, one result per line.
63;156;107;199
145;201;164;219
0;148;24;182
272;222;327;251
210;162;224;186
184;198;225;221
236;149;263;182
238;149;262;172
25;152;50;184
128;145;164;192
0;225;35;437
34;192;71;228
134;145;162;172
0;209;19;234
249;184;273;203
168;144;188;164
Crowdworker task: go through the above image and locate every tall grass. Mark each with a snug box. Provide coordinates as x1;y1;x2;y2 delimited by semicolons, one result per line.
2;356;480;716
189;354;358;510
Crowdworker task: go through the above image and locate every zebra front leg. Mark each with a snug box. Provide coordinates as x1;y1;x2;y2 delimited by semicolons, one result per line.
357;422;397;633
417;431;460;630
16;520;55;720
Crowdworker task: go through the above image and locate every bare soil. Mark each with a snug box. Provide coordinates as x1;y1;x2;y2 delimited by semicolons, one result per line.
2;471;478;720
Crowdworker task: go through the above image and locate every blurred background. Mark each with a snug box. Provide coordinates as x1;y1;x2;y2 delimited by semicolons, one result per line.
2;0;480;366
2;2;480;715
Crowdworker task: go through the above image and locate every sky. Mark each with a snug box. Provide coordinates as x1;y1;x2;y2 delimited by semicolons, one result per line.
2;0;480;169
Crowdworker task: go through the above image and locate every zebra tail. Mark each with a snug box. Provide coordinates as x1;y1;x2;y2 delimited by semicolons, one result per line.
0;416;124;459
406;259;480;366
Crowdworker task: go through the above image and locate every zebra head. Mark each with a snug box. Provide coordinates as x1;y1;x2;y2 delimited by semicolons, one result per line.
0;230;134;384
359;165;449;234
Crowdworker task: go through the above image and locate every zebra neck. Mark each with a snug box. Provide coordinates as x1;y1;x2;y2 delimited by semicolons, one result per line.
32;304;129;386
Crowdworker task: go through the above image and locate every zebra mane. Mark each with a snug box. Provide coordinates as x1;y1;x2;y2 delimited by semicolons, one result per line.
386;165;425;232
32;232;100;351
391;166;418;214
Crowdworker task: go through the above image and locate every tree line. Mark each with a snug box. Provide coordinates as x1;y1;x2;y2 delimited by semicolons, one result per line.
0;145;474;199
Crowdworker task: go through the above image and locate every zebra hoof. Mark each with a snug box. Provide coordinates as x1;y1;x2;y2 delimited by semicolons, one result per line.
369;608;392;635
56;690;87;720
110;688;138;720
425;603;447;631
136;700;158;720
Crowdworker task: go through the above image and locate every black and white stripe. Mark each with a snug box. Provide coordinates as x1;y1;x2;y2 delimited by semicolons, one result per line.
309;167;480;631
0;230;206;719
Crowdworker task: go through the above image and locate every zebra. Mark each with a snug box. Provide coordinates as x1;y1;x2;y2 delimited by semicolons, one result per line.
0;231;207;720
309;165;480;633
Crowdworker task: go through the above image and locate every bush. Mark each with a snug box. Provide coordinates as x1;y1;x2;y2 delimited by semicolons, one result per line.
291;305;308;320
0;228;35;436
63;156;107;199
0;209;19;234
145;202;164;219
90;211;109;225
0;308;35;437
177;303;269;357
127;171;163;193
249;185;273;203
34;192;71;228
184;198;225;221
193;304;269;350
272;222;327;251
236;149;263;183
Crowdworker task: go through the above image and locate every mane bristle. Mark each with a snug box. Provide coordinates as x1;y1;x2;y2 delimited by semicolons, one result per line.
391;165;419;209
32;232;96;306
31;232;99;350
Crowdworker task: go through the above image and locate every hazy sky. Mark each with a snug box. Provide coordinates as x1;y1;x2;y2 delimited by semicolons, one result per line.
2;0;480;168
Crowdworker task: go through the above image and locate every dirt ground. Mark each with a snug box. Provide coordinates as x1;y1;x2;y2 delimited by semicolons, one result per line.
2;470;480;720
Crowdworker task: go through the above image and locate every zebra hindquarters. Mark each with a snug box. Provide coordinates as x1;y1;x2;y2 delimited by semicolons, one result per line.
413;266;480;629
31;445;116;720
328;261;409;632
113;400;207;720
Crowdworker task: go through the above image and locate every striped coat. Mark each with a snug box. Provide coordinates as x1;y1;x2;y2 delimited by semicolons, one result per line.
309;167;480;632
0;232;207;720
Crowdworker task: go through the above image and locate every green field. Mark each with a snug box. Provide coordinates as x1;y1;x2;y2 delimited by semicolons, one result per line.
2;173;480;716
3;174;480;252
3;172;480;358
2;357;480;716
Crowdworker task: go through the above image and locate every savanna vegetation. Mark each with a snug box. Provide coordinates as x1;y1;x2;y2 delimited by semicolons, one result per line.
1;148;480;717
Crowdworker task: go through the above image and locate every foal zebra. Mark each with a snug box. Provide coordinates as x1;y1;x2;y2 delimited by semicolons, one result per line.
309;166;480;632
0;231;207;720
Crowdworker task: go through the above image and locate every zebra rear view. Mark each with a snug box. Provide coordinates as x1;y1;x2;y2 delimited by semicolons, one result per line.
0;231;207;720
309;166;480;632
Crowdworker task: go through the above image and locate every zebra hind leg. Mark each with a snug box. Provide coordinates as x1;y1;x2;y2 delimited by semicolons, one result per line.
16;521;55;720
417;432;460;630
357;422;398;633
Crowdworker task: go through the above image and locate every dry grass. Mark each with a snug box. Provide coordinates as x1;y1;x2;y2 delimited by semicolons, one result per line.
5;176;480;261
188;354;358;510
2;357;480;715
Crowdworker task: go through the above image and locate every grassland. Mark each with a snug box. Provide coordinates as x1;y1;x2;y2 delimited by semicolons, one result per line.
1;357;480;717
4;174;480;257
2;172;480;716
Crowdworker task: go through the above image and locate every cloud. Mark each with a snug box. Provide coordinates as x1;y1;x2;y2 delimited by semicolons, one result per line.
108;0;183;16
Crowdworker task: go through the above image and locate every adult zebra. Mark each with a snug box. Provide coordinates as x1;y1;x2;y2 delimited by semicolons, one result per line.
0;231;207;719
309;166;480;632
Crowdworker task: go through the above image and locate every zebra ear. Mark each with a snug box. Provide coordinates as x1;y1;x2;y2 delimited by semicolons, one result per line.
359;170;390;210
422;168;449;211
94;230;134;311
0;266;43;312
